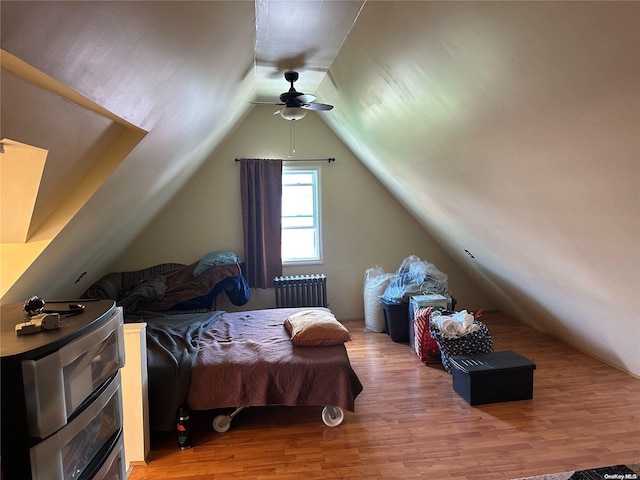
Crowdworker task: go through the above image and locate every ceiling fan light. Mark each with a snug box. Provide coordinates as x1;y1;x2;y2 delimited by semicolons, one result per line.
280;107;307;121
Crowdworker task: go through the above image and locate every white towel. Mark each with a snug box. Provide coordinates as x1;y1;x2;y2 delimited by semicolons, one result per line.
433;310;479;339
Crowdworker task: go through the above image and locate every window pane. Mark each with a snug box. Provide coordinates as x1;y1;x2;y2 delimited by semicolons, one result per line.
282;167;321;263
282;185;313;217
283;173;313;185
282;228;317;261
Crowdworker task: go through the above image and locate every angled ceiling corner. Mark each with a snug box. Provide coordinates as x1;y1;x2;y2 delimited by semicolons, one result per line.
0;48;147;297
0;139;48;243
252;0;364;101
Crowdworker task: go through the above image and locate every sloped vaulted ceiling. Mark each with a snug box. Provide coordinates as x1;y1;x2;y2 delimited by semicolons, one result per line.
1;1;638;376
1;48;147;294
317;1;640;375
1;1;257;297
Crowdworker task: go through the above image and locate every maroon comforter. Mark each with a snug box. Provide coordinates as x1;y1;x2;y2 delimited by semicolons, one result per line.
187;308;363;412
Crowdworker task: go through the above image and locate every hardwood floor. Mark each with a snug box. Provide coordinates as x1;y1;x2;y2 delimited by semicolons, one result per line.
127;311;640;480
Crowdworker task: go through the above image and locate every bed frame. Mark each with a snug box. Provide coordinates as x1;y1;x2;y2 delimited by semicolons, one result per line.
211;404;345;432
186;307;363;431
139;307;363;433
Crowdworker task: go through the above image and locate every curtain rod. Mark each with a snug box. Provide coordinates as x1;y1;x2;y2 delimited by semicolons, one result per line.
235;157;335;163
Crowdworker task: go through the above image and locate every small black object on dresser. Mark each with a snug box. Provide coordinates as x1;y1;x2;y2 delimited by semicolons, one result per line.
449;350;536;405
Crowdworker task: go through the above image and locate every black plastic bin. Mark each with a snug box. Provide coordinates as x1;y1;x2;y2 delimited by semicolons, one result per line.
449;351;536;405
380;298;410;342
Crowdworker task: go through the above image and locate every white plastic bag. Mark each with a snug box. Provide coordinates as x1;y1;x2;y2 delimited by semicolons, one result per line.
363;266;394;332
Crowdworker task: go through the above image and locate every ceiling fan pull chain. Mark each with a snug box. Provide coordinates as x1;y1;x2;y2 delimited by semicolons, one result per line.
289;120;296;157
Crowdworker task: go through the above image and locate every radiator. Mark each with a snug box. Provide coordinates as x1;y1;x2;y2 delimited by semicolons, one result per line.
274;274;328;308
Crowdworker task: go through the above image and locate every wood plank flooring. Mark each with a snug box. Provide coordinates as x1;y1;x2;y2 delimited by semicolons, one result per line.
127;311;640;480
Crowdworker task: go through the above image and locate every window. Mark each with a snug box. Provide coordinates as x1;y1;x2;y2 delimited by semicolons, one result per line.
281;166;322;264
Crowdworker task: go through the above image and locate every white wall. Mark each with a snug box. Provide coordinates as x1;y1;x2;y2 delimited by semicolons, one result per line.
113;107;492;319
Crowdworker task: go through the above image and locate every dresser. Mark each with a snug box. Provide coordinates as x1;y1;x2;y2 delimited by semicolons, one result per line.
1;299;126;479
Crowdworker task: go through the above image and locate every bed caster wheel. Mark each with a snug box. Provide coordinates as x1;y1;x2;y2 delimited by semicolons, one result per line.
213;414;231;432
321;406;344;427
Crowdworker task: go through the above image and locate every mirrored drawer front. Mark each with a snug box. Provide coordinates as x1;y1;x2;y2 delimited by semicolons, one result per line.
22;307;124;438
29;371;123;480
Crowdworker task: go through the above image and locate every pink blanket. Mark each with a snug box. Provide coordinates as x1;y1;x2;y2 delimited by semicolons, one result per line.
186;308;363;412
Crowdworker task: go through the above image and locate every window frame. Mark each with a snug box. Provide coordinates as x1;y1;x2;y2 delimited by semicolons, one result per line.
281;165;323;265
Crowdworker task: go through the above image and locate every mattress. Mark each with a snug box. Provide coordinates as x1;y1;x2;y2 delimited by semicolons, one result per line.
186;307;363;412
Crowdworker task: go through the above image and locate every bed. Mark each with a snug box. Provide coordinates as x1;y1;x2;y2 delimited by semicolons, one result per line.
139;307;363;433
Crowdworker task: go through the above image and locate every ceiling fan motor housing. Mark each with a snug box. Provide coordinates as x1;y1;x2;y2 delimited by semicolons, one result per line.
251;70;333;116
280;90;303;105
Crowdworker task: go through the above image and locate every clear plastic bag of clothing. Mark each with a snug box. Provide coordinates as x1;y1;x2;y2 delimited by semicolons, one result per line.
382;255;449;303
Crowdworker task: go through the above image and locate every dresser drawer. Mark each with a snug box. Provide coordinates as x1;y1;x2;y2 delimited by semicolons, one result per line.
29;371;123;480
22;307;124;438
89;431;126;480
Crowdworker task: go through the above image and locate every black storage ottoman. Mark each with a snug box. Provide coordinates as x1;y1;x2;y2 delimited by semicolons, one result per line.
449;351;536;405
380;298;409;342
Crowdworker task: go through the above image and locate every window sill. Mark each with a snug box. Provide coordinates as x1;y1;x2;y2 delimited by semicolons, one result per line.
282;259;324;266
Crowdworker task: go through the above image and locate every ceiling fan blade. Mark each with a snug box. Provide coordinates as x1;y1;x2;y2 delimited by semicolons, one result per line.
294;94;316;104
252;71;334;117
301;102;334;111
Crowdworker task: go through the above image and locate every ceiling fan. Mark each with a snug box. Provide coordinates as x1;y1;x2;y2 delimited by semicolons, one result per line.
253;70;334;121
